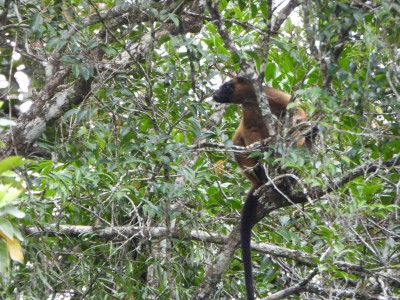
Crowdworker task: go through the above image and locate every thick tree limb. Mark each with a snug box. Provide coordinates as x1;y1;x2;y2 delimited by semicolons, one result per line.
194;153;400;298
253;154;400;223
189;137;272;154
272;0;300;33
194;225;241;300
264;268;319;300
21;224;225;243
304;282;400;300
22;193;400;292
0;1;204;158
1;68;91;157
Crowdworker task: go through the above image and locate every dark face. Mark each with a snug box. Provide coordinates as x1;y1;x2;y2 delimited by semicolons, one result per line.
213;81;235;103
213;77;255;104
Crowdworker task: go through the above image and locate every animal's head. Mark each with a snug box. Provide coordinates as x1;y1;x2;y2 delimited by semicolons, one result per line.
213;77;256;104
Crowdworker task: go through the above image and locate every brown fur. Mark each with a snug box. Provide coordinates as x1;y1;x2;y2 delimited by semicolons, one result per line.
214;77;307;186
213;77;309;300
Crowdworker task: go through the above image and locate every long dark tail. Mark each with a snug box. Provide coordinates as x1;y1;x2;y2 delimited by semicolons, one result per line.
241;187;258;300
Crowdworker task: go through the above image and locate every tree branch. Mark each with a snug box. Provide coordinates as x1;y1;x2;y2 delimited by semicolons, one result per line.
21;222;400;290
0;1;204;158
189;137;272;153
206;0;252;73
304;282;400;300
271;0;300;33
264;268;319;300
195;153;400;298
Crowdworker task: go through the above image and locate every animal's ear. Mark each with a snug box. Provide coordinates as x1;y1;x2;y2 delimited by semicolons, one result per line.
236;77;251;84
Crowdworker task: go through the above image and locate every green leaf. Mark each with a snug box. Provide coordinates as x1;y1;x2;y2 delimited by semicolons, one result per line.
250;4;257;18
264;62;277;81
160;155;170;165
260;1;268;19
0;239;9;274
0;219;14;240
219;0;228;10
61;55;81;64
168;13;179;27
0;206;25;218
279;216;291;226
30;13;43;33
349;62;357;74
87;40;99;50
0;188;22;208
0;156;26;174
80;66;92;80
337;71;348;82
286;102;301;110
238;0;246;11
46;37;60;50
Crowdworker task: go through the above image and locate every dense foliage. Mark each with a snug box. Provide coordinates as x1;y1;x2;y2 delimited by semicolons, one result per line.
0;0;399;299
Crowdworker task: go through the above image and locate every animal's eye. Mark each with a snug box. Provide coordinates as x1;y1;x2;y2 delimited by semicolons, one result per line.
222;83;233;92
